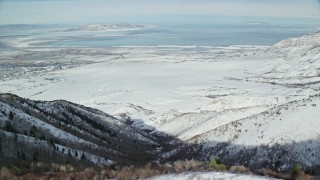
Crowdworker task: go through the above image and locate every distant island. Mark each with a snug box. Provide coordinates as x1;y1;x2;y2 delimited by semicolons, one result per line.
65;23;149;32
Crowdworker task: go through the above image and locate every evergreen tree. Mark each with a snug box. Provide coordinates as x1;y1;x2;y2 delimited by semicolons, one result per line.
81;152;85;160
30;125;37;137
9;111;13;120
33;151;39;162
75;151;78;158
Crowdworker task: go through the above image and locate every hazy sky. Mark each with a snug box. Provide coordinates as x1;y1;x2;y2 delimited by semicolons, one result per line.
1;0;320;24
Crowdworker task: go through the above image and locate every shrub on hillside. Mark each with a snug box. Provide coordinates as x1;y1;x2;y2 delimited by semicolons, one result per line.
208;158;226;171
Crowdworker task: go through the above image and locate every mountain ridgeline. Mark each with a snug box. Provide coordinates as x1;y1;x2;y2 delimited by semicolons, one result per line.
0;93;176;169
0;93;320;174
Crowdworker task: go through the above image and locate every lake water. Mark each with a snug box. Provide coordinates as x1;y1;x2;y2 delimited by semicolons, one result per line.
1;0;320;47
1;19;320;48
49;22;320;47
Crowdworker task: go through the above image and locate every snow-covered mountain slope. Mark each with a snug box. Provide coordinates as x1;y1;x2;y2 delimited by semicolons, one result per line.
190;95;320;170
0;93;171;167
249;32;320;86
1;28;319;172
154;32;320;171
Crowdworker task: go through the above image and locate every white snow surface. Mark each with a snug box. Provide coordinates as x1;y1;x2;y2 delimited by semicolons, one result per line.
1;31;320;154
147;171;278;180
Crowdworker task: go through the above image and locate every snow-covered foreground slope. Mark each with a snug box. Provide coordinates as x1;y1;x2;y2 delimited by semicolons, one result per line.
0;31;320;171
148;171;278;180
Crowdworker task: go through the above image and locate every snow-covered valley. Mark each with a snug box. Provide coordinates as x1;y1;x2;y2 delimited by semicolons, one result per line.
0;26;320;173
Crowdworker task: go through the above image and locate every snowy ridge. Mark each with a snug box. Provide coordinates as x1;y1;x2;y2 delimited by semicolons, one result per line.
0;93;169;167
190;95;320;170
249;31;320;86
